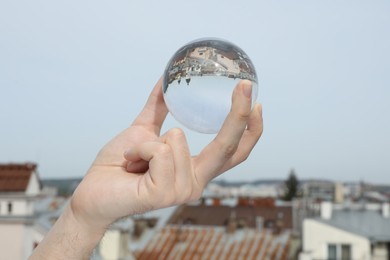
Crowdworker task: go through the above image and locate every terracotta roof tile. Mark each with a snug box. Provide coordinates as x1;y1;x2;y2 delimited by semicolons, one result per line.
135;225;291;260
0;163;36;192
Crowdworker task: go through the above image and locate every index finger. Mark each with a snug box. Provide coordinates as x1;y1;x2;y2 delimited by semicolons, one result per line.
194;80;253;185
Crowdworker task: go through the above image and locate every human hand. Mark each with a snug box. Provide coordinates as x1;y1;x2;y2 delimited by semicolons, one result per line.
70;77;263;231
30;77;262;260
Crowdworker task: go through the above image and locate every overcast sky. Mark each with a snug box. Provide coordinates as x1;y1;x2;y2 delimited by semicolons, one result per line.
1;0;389;183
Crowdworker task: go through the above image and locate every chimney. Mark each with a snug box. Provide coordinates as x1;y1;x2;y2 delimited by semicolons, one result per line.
382;203;389;218
226;210;237;234
256;216;263;231
132;219;147;238
334;182;344;203
321;201;332;220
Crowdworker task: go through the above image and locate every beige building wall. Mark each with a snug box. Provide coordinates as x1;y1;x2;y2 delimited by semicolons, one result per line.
0;222;44;260
12;200;32;216
189;47;212;60
0;199;34;216
23;225;44;260
99;230;121;260
0;200;10;215
301;219;370;260
216;54;240;74
26;172;41;196
372;243;389;260
0;223;24;260
99;230;135;260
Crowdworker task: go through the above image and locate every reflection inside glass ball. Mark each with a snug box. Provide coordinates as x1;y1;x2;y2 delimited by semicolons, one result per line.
163;38;258;134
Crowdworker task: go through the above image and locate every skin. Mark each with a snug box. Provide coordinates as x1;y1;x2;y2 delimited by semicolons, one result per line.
30;77;263;259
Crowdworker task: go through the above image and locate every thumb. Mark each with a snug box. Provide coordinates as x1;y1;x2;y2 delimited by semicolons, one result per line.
132;77;169;135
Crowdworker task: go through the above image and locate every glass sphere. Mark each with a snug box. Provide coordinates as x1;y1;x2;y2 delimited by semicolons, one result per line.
163;38;258;134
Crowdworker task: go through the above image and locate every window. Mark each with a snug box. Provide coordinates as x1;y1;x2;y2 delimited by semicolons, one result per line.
328;243;351;260
265;220;275;228
328;244;337;260
341;244;351;260
8;202;12;214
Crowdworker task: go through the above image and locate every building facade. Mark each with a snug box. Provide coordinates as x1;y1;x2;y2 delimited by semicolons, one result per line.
300;202;390;260
0;163;44;260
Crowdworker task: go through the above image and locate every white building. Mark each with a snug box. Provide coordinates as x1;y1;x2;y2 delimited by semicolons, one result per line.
0;163;44;260
300;202;390;260
204;181;283;198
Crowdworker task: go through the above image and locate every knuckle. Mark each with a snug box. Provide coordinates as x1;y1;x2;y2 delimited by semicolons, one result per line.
214;139;239;159
239;153;249;164
167;128;185;139
222;143;238;159
259;124;264;136
157;145;171;157
252;120;264;136
233;109;251;122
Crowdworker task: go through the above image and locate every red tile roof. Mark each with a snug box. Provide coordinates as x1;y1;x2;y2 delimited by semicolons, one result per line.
0;163;36;192
135;225;290;260
168;204;293;230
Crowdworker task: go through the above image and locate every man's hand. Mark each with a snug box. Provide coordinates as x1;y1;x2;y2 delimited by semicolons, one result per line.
70;77;262;231
30;77;263;259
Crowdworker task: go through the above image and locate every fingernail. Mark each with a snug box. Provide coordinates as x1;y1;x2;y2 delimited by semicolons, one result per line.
242;81;252;98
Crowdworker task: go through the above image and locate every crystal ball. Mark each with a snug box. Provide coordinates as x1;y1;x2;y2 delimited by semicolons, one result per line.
162;38;258;134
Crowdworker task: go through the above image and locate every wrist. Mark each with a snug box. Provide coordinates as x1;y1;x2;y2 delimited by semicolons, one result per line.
69;178;114;233
65;201;107;239
31;203;106;260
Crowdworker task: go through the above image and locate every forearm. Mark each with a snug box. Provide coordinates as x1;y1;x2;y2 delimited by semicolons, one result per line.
30;203;106;260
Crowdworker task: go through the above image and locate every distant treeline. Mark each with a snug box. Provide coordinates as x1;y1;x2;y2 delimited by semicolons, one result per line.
41;178;82;196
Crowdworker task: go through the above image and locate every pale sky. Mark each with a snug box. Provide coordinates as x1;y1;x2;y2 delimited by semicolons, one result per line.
1;0;389;183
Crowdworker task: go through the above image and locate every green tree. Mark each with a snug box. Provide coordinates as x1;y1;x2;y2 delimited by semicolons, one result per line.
282;169;300;201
